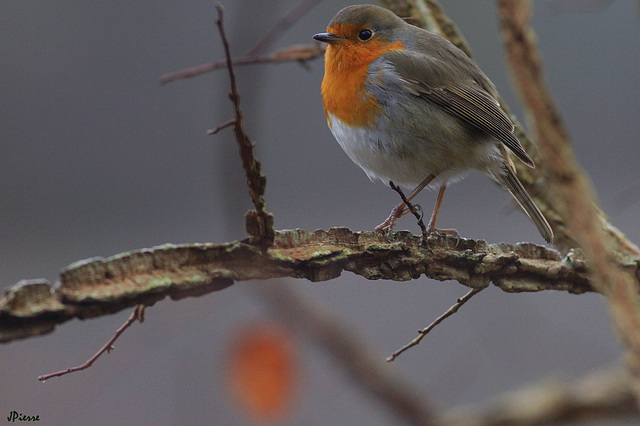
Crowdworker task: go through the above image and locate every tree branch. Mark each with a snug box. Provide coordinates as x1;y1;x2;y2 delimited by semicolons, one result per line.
213;4;274;245
497;0;640;404
1;228;606;343
444;366;639;425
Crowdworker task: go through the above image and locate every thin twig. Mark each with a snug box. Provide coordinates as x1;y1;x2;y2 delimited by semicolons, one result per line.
214;3;274;245
389;181;428;242
387;287;484;362
159;44;324;84
38;304;145;381
207;118;236;135
246;0;324;57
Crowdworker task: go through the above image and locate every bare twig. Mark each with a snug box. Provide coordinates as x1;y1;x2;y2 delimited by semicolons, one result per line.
387;287;484;362
159;44;324;84
246;0;323;57
207;118;236;135
256;281;438;425
214;3;274;245
38;305;145;381
389;181;429;242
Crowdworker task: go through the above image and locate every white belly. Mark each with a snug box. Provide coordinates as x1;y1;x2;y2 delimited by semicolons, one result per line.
328;112;449;188
328;113;386;181
327;111;501;189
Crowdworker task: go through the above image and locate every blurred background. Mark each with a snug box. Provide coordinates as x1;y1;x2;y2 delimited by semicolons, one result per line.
1;0;639;424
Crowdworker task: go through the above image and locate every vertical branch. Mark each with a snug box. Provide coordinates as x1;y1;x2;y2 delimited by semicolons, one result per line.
213;4;274;246
380;0;472;56
497;0;640;405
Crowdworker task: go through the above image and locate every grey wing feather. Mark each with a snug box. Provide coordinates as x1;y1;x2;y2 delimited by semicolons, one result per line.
383;50;535;168
412;83;535;168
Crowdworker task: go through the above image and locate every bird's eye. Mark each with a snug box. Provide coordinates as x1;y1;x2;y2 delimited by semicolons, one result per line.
358;29;373;41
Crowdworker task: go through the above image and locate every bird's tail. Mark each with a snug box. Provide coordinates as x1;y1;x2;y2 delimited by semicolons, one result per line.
497;163;554;244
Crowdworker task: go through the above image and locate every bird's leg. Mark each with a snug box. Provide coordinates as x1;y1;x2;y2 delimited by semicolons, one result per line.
426;184;459;238
375;174;436;233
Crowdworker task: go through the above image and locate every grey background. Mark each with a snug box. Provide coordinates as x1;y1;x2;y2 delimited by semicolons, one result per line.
2;0;639;424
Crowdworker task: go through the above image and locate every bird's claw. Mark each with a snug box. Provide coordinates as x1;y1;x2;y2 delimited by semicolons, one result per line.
375;216;397;238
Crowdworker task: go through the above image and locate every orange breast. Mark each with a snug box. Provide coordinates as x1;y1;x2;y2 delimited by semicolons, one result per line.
321;35;404;128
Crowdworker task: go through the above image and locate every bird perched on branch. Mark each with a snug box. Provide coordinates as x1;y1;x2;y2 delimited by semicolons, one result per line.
314;4;553;243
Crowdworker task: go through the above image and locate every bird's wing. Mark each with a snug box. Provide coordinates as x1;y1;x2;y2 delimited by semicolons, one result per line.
384;50;535;168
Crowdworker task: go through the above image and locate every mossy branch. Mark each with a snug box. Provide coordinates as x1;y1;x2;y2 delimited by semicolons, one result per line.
2;227;605;343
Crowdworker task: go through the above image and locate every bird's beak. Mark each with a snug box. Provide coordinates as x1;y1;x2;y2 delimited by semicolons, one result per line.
313;32;343;44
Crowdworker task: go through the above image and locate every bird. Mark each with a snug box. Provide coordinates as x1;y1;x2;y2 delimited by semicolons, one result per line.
313;4;553;244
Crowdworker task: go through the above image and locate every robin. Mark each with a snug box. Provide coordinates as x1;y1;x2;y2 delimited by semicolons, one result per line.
313;4;553;243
